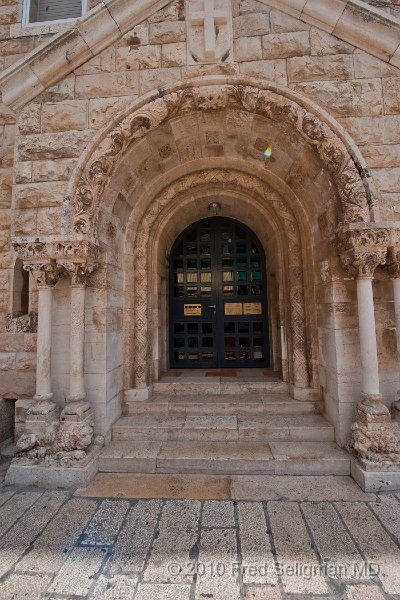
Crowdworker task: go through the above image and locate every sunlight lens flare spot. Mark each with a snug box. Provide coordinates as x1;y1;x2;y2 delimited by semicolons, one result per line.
264;146;272;158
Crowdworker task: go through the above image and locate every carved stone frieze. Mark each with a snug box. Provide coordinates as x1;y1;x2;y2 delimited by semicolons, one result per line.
70;82;373;238
12;239;100;284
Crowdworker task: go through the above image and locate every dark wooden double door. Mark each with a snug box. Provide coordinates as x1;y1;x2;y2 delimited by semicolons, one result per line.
169;217;270;369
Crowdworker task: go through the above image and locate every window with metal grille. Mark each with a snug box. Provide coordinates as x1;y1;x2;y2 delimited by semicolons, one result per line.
25;0;86;24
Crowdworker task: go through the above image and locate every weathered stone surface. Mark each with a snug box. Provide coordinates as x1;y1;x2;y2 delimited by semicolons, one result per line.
17;498;97;573
195;528;241;600
75;72;139;99
202;500;235;527
41;100;89;132
238;502;277;584
149;21;186;44
17;104;41;135
31;158;77;182
310;28;355;55
81;499;129;546
35;75;75;103
108;500;161;574
18;131;93;160
354;53;400;78
239;59;287;84
338;116;385;145
383;77;400;114
336;502;400;595
89;96;136;129
144;500;200;583
74;46;115;75
116;45;161;70
13;181;66;209
262;31;310;59
270;10;310;33
90;575;139;599
48;546;107;596
233;36;262;62
288;54;354;82
362;144;400;168
291;80;383;116
140;67;181;94
161;42;187;67
233;13;270;37
371;167;400;193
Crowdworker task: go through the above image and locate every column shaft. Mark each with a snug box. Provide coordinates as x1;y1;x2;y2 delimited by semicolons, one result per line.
356;277;380;397
35;285;53;399
69;284;86;400
393;277;400;363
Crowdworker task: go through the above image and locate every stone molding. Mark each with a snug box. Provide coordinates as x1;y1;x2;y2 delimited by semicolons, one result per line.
338;223;400;278
1;0;400;110
386;246;400;278
69;79;374;238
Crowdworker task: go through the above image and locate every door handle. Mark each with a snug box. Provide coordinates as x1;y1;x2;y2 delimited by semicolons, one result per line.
207;305;217;309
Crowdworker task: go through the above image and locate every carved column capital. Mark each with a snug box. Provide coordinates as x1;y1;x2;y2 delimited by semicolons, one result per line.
386;246;400;278
340;246;387;279
23;261;62;287
337;225;389;279
59;260;97;287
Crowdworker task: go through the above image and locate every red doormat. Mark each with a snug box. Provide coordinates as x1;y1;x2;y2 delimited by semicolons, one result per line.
205;370;237;377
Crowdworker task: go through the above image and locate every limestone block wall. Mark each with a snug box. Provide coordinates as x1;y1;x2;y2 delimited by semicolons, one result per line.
1;0;400;440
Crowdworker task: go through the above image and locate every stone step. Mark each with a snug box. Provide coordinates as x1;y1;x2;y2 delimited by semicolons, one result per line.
123;394;318;416
112;414;334;443
99;440;350;476
151;380;289;396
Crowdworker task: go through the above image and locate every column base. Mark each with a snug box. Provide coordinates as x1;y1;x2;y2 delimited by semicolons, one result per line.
350;397;400;464
351;457;400;492
28;394;57;416
5;444;100;489
61;399;91;418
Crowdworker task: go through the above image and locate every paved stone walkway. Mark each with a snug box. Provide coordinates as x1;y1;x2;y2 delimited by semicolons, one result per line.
0;483;399;599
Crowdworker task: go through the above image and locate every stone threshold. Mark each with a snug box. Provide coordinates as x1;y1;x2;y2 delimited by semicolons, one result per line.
75;472;376;501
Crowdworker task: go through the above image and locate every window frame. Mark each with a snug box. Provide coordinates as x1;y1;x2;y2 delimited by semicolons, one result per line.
22;0;88;27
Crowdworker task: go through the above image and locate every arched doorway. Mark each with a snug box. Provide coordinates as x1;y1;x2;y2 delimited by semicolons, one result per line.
169;217;269;369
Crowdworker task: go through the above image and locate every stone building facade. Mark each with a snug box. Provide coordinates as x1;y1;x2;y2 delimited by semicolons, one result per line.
0;0;400;489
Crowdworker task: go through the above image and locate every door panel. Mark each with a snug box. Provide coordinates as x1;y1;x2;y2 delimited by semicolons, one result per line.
169;217;269;368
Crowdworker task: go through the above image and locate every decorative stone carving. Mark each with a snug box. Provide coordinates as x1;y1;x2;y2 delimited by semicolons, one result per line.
12;239;100;264
337;225;392;278
386;245;400;278
132;168;310;389
24;261;62;287
5;312;38;333
16;411;94;465
59;260;97;286
69;82;373;238
187;0;233;64
350;399;400;464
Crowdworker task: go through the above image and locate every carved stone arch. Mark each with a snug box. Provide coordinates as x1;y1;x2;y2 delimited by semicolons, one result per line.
127;167;313;393
67;77;377;241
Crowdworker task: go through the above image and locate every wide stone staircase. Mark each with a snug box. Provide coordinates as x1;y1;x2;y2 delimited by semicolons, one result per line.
99;378;351;476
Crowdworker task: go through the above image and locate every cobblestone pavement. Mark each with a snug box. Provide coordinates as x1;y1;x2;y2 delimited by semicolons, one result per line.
0;484;400;600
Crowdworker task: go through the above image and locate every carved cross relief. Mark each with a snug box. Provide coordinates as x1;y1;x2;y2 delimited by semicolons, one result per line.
187;0;233;64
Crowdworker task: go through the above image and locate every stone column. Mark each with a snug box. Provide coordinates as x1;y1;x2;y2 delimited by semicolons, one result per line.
341;243;400;463
386;247;400;420
24;261;61;416
61;262;91;417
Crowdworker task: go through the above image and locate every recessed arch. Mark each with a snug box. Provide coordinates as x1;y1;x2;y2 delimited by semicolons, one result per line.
67;76;378;243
